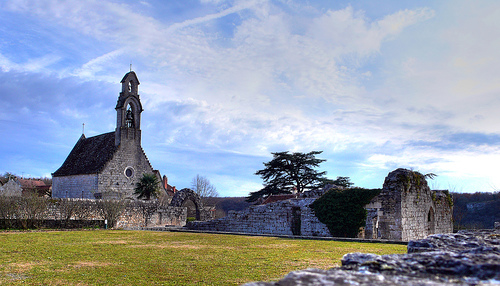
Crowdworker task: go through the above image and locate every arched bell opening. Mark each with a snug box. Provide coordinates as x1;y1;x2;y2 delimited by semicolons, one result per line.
125;103;135;128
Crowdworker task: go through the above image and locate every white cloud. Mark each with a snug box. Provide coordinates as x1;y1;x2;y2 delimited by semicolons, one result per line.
4;0;500;194
0;52;61;73
168;0;264;33
363;144;500;192
73;48;127;79
309;7;434;58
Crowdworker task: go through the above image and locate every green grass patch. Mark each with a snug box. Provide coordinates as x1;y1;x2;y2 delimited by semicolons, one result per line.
0;230;406;285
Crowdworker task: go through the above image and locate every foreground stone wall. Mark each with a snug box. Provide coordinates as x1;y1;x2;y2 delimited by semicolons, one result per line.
188;198;330;237
245;229;500;285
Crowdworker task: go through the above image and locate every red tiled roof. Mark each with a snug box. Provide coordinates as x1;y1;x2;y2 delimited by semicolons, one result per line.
262;194;297;204
17;178;46;189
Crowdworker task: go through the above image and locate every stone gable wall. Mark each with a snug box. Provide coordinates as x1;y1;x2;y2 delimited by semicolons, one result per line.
0;179;22;197
98;136;154;199
52;137;156;200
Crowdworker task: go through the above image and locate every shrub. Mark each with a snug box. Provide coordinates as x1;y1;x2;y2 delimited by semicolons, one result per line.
311;188;380;238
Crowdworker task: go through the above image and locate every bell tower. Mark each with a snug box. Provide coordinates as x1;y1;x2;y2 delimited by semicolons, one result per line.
115;71;143;146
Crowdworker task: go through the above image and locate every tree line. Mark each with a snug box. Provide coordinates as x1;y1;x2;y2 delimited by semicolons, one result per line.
453;191;500;230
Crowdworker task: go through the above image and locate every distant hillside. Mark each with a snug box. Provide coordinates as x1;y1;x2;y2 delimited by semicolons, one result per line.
453;192;500;230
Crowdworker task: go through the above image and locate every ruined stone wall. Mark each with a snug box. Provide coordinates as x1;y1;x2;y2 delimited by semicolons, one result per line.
188;198;330;237
376;173;403;240
431;190;453;235
52;174;98;199
188;169;452;241
400;179;434;241
98;138;154;199
364;201;382;240
116;205;186;229
372;169;453;241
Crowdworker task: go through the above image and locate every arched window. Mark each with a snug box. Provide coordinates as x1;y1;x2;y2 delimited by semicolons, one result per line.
128;81;132;92
125;104;134;128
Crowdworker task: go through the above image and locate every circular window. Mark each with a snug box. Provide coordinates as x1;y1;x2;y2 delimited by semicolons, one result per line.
124;167;134;178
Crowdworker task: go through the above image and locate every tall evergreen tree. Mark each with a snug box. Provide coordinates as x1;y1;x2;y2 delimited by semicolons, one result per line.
247;151;329;202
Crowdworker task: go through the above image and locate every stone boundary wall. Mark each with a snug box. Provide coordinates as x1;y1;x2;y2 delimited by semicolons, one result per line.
0;197;186;229
188;198;330;237
117;204;186;229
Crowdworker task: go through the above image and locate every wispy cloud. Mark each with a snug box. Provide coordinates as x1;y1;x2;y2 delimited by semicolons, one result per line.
1;0;500;194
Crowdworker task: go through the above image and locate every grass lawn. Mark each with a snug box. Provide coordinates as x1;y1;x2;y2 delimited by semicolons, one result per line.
0;230;406;285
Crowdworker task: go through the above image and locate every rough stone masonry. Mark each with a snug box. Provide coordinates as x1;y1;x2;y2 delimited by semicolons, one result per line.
188;168;453;241
244;228;500;285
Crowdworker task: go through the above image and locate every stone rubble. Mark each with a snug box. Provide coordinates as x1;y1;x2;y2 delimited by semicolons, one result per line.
243;229;500;286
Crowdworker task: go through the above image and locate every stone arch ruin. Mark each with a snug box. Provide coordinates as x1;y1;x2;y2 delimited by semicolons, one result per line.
169;188;203;220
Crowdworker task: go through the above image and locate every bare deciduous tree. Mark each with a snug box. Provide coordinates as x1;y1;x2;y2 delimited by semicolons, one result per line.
191;175;219;198
96;199;127;228
17;194;49;228
0;196;18;228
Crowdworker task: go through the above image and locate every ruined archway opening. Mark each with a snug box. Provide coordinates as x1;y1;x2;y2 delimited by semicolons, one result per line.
170;189;203;221
182;199;200;221
427;207;435;235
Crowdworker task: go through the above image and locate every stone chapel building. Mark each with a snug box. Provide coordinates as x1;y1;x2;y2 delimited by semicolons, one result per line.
52;71;160;200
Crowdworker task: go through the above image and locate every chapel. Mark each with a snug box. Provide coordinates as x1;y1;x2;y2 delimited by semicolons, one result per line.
52;71;163;199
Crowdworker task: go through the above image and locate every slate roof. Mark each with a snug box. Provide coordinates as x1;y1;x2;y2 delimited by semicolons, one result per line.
52;132;117;177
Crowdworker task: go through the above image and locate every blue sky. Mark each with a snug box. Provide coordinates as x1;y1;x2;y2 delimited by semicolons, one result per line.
1;0;500;196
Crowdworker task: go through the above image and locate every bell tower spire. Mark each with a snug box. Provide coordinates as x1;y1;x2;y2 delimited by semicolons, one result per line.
115;71;143;146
